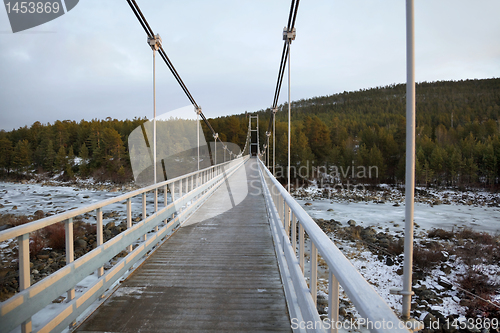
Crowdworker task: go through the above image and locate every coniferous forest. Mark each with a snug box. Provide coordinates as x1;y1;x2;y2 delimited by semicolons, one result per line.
1;78;499;188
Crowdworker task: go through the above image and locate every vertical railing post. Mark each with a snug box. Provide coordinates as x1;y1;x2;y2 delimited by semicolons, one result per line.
164;185;168;224
96;208;104;277
171;182;175;220
65;218;75;301
328;270;340;333
127;198;132;252
178;180;183;211
154;188;159;232
285;203;290;237
299;224;304;272
310;242;318;306
280;197;285;226
291;213;297;255
179;179;183;200
18;233;32;333
142;193;147;241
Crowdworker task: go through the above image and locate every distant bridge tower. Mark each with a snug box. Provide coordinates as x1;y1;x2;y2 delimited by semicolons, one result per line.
249;115;259;156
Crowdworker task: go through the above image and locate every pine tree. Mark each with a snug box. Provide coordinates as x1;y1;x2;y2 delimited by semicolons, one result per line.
79;143;89;176
68;146;75;166
44;139;56;172
0;138;13;174
55;145;67;173
12;140;31;173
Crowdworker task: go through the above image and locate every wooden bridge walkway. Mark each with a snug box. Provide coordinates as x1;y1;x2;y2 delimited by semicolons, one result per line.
76;159;292;332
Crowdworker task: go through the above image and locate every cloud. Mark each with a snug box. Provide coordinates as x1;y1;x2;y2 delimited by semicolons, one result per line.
1;0;499;131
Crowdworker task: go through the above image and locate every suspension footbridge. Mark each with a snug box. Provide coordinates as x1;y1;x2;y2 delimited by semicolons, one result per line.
0;0;423;332
0;121;415;332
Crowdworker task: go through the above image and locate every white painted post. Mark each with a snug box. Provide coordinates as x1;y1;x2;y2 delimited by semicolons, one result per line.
96;208;104;277
171;182;175;220
164;185;168;225
18;233;32;333
328;271;340;333
402;0;416;320
279;196;284;226
179;179;183;199
153;49;157;186
273;111;276;176
127;198;132;252
214;133;218;165
291;213;297;255
285;203;290;237
299;224;305;272
65;218;75;302
142;193;147;241
310;242;318;306
267;135;270;169
154;188;158;232
196;109;200;171
287;37;291;193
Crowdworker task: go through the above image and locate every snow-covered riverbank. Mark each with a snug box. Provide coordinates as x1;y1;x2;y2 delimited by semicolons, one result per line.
1;181;499;331
295;184;500;234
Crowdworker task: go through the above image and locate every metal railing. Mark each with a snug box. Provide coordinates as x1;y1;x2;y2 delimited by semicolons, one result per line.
0;156;249;333
257;159;411;333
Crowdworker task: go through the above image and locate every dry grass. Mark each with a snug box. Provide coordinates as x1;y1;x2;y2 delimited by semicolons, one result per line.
456;227;497;245
388;238;404;255
412;243;445;272
427;228;454;240
457;268;500;319
45;223;66;250
29;231;45;258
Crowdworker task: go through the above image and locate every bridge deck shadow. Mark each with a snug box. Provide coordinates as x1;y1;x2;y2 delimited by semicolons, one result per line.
76;158;292;333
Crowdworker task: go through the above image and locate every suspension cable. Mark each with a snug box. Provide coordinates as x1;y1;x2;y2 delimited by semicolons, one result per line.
266;0;300;136
126;0;246;157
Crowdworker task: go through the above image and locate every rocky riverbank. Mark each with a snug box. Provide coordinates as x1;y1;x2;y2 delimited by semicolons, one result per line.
312;217;500;332
0;210;146;302
294;183;500;208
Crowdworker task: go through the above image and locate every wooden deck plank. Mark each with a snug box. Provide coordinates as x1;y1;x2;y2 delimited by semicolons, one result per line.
76;158;291;333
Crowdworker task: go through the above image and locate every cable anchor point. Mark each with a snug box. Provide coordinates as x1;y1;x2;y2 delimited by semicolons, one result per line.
148;34;162;51
283;27;296;43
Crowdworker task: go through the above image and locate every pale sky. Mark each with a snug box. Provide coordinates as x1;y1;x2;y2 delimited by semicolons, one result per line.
1;0;499;131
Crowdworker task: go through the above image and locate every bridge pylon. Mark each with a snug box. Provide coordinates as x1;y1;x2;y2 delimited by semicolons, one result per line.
249;115;259;157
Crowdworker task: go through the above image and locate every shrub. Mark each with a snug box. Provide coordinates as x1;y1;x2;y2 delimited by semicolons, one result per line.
388;238;404;255
427;228;454;240
45;223;66;250
412;243;445;272
457;268;500;319
29;231;45;258
456;227;496;245
10;215;30;227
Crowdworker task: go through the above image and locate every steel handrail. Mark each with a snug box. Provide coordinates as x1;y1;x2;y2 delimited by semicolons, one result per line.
0;159;237;243
258;159;410;333
0;156;249;333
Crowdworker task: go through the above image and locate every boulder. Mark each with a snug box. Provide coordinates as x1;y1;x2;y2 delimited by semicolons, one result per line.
75;238;87;249
423;312;437;328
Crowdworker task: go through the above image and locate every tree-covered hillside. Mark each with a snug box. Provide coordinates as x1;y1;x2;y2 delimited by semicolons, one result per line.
212;78;500;188
1;78;499;188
